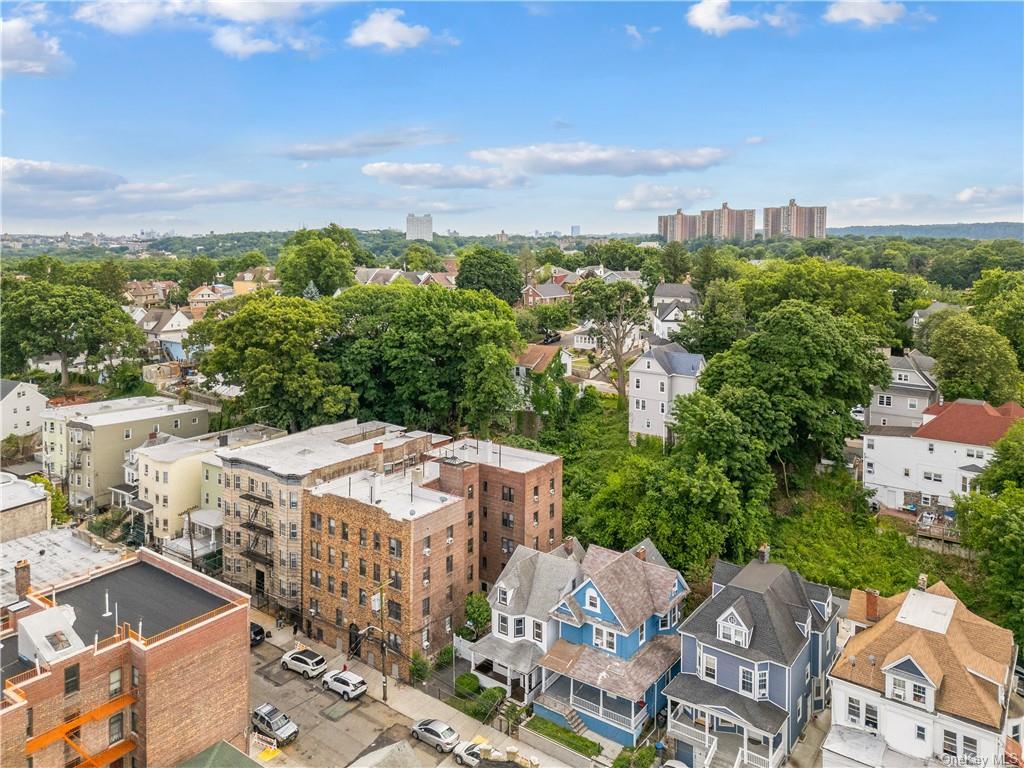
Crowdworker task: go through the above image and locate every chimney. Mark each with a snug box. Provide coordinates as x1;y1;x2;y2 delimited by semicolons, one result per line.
373;440;384;473
634;546;647;562
412;466;424;487
218;434;228;447
562;537;575;555
148;431;157;440
917;573;928;590
865;588;880;622
15;560;30;600
757;542;770;564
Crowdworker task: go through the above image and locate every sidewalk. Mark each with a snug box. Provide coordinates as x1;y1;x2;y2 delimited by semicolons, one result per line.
254;613;577;768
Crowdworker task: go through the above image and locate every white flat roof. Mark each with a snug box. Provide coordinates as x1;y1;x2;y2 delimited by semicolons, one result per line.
0;472;48;512
427;439;559;474
43;396;175;422
0;529;124;605
217;420;447;477
310;463;457;521
137;424;283;463
896;589;956;635
67;401;206;428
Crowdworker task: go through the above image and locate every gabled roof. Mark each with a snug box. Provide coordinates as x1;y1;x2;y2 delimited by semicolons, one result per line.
516;344;562;374
580;542;688;633
635;342;705;377
653;282;699;302
913;399;1023;446
490;545;583;621
831;581;1015;731
685;557;835;665
655;300;690;321
0;380;19;400
527;282;570;299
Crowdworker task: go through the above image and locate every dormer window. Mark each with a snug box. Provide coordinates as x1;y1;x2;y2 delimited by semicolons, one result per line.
717;619;747;647
497;587;508;606
585;590;599;611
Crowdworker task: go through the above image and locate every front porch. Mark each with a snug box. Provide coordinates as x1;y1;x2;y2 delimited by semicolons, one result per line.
472;658;527;702
536;672;648;742
465;632;544;704
667;702;785;768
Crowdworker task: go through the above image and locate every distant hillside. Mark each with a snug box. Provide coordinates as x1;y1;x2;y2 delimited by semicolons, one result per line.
828;222;1023;240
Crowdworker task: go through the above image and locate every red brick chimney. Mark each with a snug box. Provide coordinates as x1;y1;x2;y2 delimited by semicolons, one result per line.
757;542;770;564
865;588;880;623
634;546;647;561
15;560;30;600
562;537;575;555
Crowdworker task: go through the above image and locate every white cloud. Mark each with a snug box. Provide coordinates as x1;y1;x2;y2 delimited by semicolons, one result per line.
283;128;455;161
744;135;767;145
361;162;526;189
468;142;728;176
203;1;320;24
823;1;907;27
687;0;758;36
211;26;281;58
955;185;1023;205
625;24;661;45
1;16;69;76
73;2;172;34
1;157;123;190
763;4;801;31
614;183;713;211
346;8;452;52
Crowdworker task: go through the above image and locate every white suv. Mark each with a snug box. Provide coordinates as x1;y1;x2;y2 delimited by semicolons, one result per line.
322;669;367;700
281;648;327;679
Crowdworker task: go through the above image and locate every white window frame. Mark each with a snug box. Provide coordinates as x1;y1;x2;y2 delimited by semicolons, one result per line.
877;395;892;407
585;590;599;611
498;614;508;636
757;669;768;698
593;626;616;652
740;668;753;696
638;622;646;645
703;653;717;682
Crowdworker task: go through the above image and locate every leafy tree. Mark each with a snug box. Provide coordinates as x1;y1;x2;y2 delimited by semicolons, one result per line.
660;241;691;283
83;259;130;301
455;247;522;305
517;245;537;286
277;235;354;297
404;242;443;271
28;474;69;524
978;421;1024;494
1;282;143;386
572;279;648;398
515;309;540;341
326;284;521;432
182;256;219;290
196;294;356;432
671;279;747;357
970;269;1024;365
700;300;890;466
409;651;431;683
956;484;1024;643
914;306;962;355
464;592;491;639
929;313;1021;403
690;245;741;294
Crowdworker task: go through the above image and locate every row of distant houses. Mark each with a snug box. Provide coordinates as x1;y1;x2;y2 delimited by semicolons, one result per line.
463;536;1024;767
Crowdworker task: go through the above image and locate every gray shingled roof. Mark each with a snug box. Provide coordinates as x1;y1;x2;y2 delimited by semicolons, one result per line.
531;282;570;299
0;380;18;400
663;674;788;734
653;283;699;302
468;632;544;673
582;544;687;633
685;558;833;665
656;300;689;321
490;546;583;621
642;342;705;376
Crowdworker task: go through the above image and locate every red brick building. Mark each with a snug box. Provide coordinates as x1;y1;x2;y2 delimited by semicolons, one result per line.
1;550;250;768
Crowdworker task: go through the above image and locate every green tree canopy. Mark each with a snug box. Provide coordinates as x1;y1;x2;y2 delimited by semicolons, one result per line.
455;247;522;305
978;421;1024;494
671;279;748;357
572;278;648;398
930;313;1022;403
277;234;355;297
183;255;219;290
404;242;443;272
2;281;143;385
700;300;890;465
196;294;356;432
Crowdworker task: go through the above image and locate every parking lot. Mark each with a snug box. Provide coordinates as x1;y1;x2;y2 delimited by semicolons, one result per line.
249;640;448;768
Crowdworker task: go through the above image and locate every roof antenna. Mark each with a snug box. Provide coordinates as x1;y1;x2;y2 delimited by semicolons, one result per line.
102;589;111;617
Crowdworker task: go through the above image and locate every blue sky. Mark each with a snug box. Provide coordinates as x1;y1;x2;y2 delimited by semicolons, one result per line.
2;1;1022;235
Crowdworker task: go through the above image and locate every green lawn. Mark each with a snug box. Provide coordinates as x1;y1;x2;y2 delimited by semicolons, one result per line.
525;716;603;757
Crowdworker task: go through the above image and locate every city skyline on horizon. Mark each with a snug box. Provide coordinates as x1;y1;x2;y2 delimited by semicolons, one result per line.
2;1;1022;237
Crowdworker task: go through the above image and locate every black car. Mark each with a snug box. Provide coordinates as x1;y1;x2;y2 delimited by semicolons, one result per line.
250;622;266;647
542;331;562;344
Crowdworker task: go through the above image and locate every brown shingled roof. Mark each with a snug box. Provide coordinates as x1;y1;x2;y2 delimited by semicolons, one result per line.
516;344;561;373
831;581;1014;730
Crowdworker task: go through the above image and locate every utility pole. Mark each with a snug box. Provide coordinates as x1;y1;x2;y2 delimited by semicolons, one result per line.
373;579;392;703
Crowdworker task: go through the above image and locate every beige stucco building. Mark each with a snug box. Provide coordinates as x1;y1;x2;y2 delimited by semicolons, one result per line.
0;472;51;542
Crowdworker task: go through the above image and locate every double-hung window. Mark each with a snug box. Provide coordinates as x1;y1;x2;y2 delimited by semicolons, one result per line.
740;668;753;695
703;653;717;682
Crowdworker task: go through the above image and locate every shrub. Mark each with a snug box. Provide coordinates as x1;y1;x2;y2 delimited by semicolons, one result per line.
455;625;475;641
435;644;454;669
455;672;481;697
472;686;505;721
409;651;430;683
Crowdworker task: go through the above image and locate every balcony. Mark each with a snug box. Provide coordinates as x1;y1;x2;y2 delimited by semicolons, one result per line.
667;706;783;768
542;674;647;732
241;515;274;537
242;547;274;566
240;491;273;506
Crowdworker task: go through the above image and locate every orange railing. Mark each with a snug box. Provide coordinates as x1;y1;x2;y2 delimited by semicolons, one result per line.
4;664;48;690
138;600;243;646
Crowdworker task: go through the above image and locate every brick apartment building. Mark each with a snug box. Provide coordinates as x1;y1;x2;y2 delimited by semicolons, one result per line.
426;439;563;591
763;198;827;239
217;420;449;622
300;438;564;679
302;462;471;678
0;549;250;768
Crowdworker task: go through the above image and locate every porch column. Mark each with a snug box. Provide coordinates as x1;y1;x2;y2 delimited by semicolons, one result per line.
742;725;748;765
600;689;604;716
704;713;709;746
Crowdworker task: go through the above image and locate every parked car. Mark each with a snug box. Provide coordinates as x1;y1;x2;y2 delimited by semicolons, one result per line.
322;669;367;700
453;741;481;766
251;703;298;746
281;648;327;679
410;719;460;753
250;622;265;647
542;331;562;345
851;406;865;421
